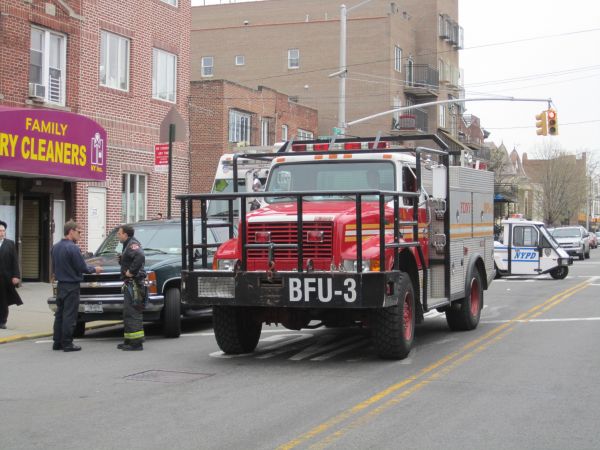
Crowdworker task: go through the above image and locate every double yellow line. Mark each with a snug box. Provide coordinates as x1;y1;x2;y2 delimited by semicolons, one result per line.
278;279;591;450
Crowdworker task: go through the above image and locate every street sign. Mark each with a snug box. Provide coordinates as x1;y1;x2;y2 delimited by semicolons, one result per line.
154;143;169;173
332;127;343;136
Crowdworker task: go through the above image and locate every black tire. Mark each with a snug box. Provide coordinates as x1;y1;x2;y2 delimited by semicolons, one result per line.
162;287;181;338
73;320;86;338
550;266;568;280
371;273;416;360
446;268;483;331
213;306;262;354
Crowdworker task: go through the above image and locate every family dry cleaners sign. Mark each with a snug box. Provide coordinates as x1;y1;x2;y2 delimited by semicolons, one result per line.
0;107;107;181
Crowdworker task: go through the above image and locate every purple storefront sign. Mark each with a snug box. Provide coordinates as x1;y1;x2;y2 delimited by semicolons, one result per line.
0;107;107;181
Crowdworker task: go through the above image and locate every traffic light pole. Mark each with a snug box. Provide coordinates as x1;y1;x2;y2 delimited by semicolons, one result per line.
346;97;553;128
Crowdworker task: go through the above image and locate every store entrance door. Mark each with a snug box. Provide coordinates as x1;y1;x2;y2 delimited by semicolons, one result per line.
21;195;50;281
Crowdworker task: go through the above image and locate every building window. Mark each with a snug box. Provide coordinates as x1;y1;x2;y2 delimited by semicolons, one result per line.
100;31;130;91
288;49;300;69
261;119;272;146
29;26;66;105
152;48;177;102
122;173;147;224
235;55;245;66
281;124;288;141
394;46;402;72
229;110;251;144
297;129;313;140
201;56;214;77
438;104;446;129
161;0;177;6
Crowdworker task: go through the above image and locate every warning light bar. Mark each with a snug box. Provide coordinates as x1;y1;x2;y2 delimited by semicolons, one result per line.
291;141;390;152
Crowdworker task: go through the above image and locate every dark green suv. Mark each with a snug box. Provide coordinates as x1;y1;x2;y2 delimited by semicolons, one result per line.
48;219;230;337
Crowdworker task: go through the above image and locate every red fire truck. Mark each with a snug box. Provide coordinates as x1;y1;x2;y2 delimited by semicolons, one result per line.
178;134;495;360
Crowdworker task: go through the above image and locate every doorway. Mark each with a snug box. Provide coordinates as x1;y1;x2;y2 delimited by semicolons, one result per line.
21;195;50;281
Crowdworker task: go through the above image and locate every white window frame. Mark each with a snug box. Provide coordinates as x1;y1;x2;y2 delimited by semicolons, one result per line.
297;129;313;140
29;26;67;106
281;124;288;141
122;173;147;224
201;56;214;77
438;104;446;129
152;48;177;103
394;46;402;72
261;119;270;146
100;31;130;91
288;48;300;69
235;55;245;66
161;0;178;6
229;110;251;144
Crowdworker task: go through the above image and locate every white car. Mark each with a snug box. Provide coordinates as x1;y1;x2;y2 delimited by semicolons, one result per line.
551;226;590;260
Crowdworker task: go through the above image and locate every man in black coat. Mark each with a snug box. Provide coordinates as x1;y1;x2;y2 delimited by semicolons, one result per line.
0;220;22;329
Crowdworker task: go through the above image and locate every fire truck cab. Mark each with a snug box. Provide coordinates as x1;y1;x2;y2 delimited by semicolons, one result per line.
493;215;572;279
179;135;495;360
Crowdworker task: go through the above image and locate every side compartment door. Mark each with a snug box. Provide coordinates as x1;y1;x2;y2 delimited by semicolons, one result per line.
510;225;540;275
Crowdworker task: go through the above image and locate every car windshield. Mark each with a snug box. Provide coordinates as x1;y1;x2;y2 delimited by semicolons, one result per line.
95;222;222;255
551;227;581;238
265;161;396;202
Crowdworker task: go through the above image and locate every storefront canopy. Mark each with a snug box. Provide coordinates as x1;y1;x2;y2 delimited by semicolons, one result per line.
0;106;107;181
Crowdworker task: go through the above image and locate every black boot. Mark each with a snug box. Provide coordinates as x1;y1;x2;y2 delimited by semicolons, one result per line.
117;339;131;350
121;342;143;351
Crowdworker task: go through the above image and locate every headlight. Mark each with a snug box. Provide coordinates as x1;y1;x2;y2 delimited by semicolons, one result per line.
217;259;237;271
342;259;379;272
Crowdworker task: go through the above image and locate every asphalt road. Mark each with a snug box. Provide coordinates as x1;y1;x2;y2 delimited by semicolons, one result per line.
1;254;599;450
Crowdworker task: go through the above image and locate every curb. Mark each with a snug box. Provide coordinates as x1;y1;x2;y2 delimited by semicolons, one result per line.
0;321;122;345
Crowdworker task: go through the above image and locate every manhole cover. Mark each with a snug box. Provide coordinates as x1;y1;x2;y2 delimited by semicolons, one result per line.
125;370;213;384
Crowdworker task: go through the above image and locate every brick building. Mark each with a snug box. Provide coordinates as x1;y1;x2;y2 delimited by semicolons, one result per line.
191;0;465;142
0;0;190;281
189;79;317;192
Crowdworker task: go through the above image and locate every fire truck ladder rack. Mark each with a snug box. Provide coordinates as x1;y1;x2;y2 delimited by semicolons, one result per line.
177;135;451;311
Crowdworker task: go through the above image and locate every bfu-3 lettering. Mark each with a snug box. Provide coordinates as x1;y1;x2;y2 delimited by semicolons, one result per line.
289;277;357;303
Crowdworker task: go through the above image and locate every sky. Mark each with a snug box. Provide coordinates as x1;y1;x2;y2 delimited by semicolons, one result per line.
192;0;600;156
459;0;600;156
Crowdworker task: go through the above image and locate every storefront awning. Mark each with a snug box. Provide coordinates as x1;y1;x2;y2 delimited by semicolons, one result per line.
494;193;516;203
0;106;107;181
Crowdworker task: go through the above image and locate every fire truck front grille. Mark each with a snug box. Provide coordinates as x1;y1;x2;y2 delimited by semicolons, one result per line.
247;222;333;259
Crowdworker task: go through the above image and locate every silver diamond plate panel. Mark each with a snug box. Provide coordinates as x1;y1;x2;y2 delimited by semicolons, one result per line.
198;277;235;298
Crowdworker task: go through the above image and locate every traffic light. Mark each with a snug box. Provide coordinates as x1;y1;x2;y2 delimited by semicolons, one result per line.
535;110;548;136
547;109;558;135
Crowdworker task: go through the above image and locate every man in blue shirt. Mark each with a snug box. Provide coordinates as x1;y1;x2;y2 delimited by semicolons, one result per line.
51;221;101;352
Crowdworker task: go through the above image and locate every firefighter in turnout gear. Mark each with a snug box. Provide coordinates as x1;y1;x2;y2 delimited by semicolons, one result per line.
117;224;146;351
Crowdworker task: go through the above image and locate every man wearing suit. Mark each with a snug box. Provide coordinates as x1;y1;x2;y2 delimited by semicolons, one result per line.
0;220;22;329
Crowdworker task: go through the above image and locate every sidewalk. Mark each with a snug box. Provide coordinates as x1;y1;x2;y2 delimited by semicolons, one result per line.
0;282;119;344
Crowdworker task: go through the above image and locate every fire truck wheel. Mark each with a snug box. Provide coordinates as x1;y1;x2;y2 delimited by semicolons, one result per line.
371;273;415;360
162;287;181;338
213;306;262;354
446;268;482;331
550;266;568;280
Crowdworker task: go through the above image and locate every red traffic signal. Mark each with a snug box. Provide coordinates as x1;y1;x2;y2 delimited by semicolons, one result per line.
547;109;558;135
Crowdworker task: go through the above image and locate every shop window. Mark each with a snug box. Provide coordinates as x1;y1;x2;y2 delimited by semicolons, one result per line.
0;179;17;241
152;48;177;102
122;173;147;223
29;26;66;105
100;31;130;91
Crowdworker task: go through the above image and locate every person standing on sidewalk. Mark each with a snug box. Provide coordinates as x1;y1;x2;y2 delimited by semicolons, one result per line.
0;220;22;329
116;224;146;351
51;221;101;352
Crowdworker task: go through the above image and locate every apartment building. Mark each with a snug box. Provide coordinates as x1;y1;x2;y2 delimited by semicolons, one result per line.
191;0;464;141
189;80;318;192
0;0;190;281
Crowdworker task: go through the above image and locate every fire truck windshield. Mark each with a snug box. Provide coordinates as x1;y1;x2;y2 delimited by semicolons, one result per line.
265;160;396;202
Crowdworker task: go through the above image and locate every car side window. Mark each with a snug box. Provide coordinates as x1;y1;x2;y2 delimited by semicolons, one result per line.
513;226;538;247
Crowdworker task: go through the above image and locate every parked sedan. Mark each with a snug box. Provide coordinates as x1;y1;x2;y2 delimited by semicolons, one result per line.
589;231;598;249
551;226;590;260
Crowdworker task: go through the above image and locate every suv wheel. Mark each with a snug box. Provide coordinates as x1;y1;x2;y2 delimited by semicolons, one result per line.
162;287;181;338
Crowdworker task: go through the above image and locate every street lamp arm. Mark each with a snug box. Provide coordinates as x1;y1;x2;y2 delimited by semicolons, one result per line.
346;97;553;127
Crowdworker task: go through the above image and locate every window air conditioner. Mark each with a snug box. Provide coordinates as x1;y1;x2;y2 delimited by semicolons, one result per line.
28;83;46;99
